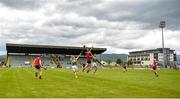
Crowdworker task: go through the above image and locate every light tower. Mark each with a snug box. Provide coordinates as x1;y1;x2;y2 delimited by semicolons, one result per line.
159;21;166;68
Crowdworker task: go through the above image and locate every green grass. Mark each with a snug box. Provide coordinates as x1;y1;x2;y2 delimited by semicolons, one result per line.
0;68;180;98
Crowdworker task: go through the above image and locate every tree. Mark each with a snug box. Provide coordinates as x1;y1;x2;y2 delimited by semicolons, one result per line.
127;59;133;66
116;59;123;65
106;59;112;65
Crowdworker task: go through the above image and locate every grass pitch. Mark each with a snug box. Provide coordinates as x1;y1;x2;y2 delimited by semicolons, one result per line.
0;68;179;98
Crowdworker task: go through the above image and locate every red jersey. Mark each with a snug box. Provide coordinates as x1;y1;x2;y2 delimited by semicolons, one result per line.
152;59;157;67
34;56;42;66
86;52;91;61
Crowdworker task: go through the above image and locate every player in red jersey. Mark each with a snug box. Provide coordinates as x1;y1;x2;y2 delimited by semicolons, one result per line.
151;58;159;77
82;48;92;73
33;56;46;79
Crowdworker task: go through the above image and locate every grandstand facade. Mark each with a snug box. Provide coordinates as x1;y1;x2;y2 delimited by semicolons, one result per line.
128;48;177;68
6;43;107;68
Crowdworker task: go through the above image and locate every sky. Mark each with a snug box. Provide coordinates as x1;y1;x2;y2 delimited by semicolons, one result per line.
0;0;180;55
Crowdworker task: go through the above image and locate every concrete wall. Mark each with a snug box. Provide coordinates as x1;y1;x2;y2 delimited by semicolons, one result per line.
9;55;32;67
8;55;87;68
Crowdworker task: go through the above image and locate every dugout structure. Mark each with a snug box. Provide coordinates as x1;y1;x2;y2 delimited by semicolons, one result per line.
6;43;107;68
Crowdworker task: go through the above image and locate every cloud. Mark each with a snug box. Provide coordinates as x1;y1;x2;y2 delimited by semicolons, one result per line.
63;0;180;30
0;0;180;55
0;0;42;10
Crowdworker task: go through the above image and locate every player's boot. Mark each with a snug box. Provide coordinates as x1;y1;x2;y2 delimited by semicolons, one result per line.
87;70;90;73
39;76;42;79
156;74;159;77
44;67;47;70
35;72;38;77
82;68;85;72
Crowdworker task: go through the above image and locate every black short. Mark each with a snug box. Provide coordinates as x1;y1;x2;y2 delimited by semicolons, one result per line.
123;66;126;69
82;64;86;67
87;60;91;64
35;65;40;69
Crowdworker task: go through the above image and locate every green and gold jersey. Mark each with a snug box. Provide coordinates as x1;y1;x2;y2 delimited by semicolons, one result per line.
92;57;97;62
71;60;77;65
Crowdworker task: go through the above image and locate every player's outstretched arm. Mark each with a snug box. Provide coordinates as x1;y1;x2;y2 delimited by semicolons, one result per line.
76;52;82;61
